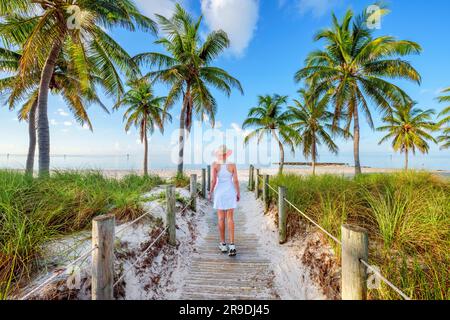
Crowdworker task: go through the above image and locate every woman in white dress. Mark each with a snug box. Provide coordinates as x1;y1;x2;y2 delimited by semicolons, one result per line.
209;145;240;256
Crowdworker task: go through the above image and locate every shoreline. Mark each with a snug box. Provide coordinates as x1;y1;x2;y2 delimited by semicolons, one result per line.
2;166;450;179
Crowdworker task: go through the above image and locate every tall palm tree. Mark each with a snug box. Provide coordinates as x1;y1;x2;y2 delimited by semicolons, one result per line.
289;88;349;175
134;4;243;175
0;0;156;176
377;103;438;170
242;95;296;175
295;7;422;175
437;87;450;149
0;45;108;176
115;78;171;176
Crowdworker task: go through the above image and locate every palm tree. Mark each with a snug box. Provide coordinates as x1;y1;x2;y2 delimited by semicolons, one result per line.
115;78;171;176
242;95;296;175
295;7;422;175
0;45;108;176
134;4;243;175
377;103;438;170
0;0;156;176
289;88;349;175
437;87;450;149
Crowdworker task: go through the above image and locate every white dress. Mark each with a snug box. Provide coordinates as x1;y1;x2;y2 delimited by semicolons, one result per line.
213;163;237;210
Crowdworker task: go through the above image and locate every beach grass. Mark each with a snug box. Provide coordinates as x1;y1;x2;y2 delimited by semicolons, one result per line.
0;170;163;299
269;171;450;300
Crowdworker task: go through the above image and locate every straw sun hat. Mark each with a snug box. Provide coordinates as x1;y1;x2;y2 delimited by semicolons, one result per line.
214;145;233;157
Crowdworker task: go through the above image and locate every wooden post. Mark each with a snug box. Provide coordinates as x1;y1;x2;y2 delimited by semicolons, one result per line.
201;168;206;198
166;185;176;246
341;224;369;300
92;214;115;300
190;174;197;212
278;186;287;244
248;165;254;191
207;165;211;192
255;169;260;199
263;175;270;212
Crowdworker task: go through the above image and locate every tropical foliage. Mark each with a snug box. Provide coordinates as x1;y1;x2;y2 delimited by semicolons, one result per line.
115;78;171;176
294;8;422;174
289;88;349;175
134;4;243;175
0;45;107;175
242;95;296;174
0;0;156;175
377;103;438;170
437;87;450;149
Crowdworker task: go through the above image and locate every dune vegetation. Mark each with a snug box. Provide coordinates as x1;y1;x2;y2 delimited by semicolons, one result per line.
0;170;163;299
268;171;449;300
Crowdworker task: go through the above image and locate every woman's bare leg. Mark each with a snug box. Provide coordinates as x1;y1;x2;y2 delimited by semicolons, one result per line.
217;210;226;243
226;210;235;244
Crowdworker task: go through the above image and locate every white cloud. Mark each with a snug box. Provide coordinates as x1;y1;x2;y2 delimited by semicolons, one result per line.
231;122;251;137
296;0;340;17
50;119;58;126
231;122;242;133
58;108;69;117
63;121;72;126
201;0;259;57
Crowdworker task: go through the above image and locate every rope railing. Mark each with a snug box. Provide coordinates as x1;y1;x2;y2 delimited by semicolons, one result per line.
360;259;411;300
19;174;206;300
254;168;411;301
282;197;342;245
20;245;98;300
113;226;169;287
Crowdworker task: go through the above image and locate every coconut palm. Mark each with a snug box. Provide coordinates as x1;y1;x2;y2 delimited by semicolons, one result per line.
437;87;450;149
134;4;243;175
242;95;296;175
0;0;156;176
377;103;438;170
115;78;171;176
289;88;349;175
0;45;107;176
295;7;422;175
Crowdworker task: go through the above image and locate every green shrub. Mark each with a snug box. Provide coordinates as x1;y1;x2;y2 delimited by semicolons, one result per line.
269;171;450;300
0;170;163;299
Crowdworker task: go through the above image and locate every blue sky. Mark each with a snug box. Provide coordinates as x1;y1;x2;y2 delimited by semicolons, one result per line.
1;0;450;169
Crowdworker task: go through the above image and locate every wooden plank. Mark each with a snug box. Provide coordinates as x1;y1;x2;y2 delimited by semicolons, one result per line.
180;188;280;300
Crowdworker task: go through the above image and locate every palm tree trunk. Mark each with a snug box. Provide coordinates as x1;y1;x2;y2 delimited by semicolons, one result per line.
143;120;148;176
405;149;408;171
312;140;317;176
353;107;362;175
177;94;188;176
25;100;38;176
272;130;284;175
37;39;63;177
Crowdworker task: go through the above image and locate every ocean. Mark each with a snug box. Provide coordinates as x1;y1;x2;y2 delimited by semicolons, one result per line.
0;152;449;172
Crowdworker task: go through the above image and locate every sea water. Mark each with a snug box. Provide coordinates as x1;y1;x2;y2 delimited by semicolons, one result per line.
0;152;449;172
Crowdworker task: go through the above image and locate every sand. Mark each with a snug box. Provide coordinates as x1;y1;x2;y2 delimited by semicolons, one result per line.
99;165;450;180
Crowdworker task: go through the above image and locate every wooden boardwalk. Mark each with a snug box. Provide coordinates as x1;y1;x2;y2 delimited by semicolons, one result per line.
181;189;280;300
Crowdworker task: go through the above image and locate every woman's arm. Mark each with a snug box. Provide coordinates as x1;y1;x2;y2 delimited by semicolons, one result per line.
209;163;218;200
232;164;240;202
